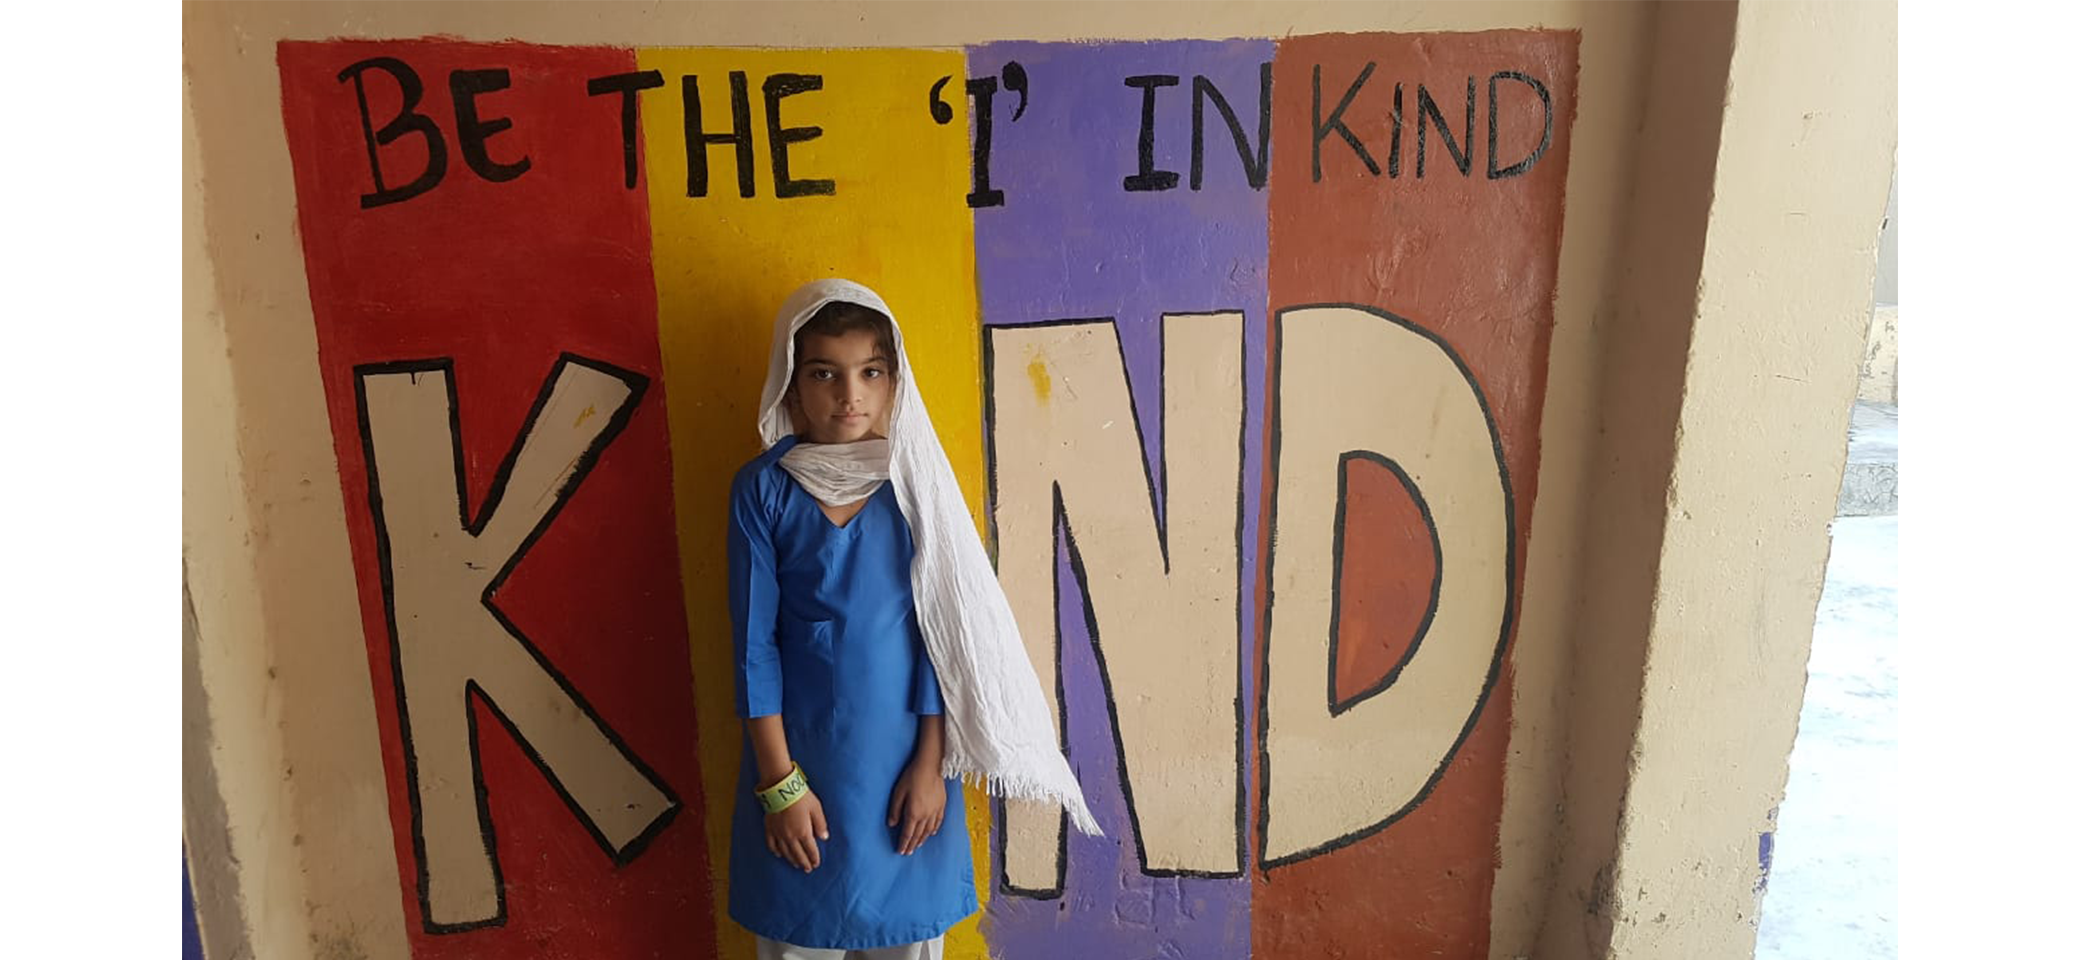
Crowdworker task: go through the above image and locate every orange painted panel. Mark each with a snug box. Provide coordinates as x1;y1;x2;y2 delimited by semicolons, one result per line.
1258;29;1578;959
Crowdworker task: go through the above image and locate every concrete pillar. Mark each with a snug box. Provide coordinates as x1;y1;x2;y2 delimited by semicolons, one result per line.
182;53;413;960
1539;2;1897;957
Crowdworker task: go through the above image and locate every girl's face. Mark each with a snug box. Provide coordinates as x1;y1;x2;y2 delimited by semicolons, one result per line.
787;328;893;444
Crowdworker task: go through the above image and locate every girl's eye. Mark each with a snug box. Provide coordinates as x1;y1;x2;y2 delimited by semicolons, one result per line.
810;369;835;381
864;368;885;379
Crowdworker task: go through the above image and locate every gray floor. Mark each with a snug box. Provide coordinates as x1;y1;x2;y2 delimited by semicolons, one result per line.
1754;401;1899;959
1837;401;1898;517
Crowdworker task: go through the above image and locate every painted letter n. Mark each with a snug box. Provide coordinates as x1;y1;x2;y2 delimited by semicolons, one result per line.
986;314;1248;896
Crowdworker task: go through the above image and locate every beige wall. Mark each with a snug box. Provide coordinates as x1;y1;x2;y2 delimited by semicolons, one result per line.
181;2;1895;958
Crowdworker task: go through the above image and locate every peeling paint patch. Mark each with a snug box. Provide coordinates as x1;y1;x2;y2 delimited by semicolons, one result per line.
1756;831;1775;892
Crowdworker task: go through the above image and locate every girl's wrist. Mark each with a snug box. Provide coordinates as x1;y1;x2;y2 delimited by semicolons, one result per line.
911;714;945;770
756;760;797;791
756;763;811;814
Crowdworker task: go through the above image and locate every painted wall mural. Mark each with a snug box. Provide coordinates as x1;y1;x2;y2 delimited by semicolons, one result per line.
277;29;1576;960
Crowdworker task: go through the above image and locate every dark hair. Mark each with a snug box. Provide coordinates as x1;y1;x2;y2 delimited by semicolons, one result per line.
792;300;899;376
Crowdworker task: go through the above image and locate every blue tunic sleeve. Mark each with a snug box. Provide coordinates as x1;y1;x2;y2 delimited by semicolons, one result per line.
728;469;784;718
910;635;944;716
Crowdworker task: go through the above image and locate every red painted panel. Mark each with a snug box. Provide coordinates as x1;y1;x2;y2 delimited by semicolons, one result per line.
1332;456;1439;708
1260;30;1578;959
277;39;715;958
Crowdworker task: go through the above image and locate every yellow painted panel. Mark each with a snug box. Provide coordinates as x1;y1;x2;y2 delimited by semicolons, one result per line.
636;46;992;960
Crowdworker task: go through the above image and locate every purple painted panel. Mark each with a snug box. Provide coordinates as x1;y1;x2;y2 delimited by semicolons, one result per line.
183;847;204;960
970;38;1272;960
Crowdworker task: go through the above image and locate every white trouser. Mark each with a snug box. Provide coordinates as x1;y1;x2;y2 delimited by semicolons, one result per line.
754;935;945;960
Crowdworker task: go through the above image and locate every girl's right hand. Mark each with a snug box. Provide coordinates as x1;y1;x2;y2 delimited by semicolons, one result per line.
765;787;830;872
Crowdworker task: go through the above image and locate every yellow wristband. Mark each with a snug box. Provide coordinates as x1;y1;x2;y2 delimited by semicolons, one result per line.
757;763;809;814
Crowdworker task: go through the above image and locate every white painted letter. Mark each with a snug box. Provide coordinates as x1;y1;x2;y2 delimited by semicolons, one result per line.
989;314;1246;893
1260;305;1512;866
357;355;678;929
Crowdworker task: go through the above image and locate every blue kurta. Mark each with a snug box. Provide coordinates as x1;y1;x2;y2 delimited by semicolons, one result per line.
726;436;978;949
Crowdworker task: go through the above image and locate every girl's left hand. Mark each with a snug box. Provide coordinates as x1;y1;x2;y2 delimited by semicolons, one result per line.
886;759;946;855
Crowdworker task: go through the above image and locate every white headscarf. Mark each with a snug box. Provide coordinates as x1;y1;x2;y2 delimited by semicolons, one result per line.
758;278;1101;836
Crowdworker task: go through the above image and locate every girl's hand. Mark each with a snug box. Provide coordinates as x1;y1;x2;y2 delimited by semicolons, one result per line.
765;787;829;872
887;758;946;855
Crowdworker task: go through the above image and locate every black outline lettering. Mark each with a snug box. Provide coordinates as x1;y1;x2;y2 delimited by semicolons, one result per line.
1487;71;1553;180
1123;75;1182;192
1312;61;1379;182
965;76;1006;208
1415;78;1475;179
337;57;447;209
449;69;531;184
1388;82;1404;179
684;72;755;198
587;70;665;190
764;73;836;198
1001;61;1030;121
1191;64;1272;192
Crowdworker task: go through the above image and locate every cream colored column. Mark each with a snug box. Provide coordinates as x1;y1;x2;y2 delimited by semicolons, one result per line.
1586;2;1897;958
182;11;412;958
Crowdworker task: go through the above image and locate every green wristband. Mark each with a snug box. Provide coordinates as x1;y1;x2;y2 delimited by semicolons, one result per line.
757;762;809;814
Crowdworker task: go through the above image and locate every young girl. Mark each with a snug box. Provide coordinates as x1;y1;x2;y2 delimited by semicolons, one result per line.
726;280;1098;960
